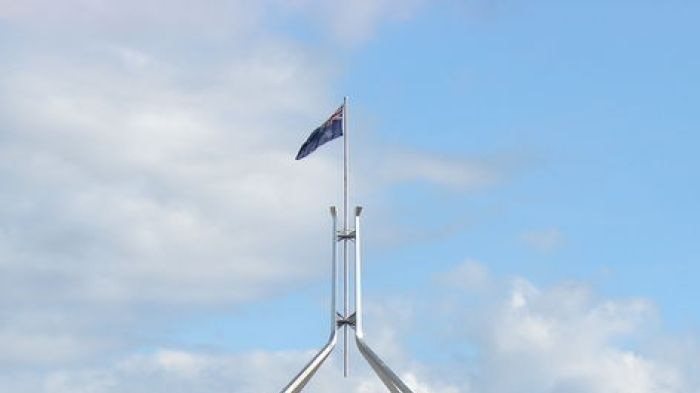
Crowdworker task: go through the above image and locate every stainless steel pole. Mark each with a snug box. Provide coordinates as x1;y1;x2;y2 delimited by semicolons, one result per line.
354;206;363;338
331;206;338;334
281;98;418;392
353;205;415;393
278;208;340;393
342;96;349;377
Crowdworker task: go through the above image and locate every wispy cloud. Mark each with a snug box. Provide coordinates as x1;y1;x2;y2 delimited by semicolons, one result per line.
373;151;505;190
280;0;426;45
435;259;492;291
519;227;567;254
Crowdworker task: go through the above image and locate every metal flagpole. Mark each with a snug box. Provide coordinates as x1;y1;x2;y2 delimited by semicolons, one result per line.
353;206;414;393
278;208;339;393
354;207;363;338
279;97;416;392
342;95;349;377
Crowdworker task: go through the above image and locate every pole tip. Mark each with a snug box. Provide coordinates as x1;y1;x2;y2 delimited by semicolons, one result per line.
355;206;363;216
330;206;337;216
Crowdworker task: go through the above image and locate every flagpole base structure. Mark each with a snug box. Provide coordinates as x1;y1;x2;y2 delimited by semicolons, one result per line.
278;207;415;393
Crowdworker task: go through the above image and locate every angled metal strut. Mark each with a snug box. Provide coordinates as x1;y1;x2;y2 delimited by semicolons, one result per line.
279;207;415;393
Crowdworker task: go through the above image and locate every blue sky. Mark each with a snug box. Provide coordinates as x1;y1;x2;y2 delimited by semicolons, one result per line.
407;2;697;306
1;1;699;392
344;0;700;319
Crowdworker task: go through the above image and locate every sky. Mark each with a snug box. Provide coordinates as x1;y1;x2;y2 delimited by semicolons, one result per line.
0;1;699;392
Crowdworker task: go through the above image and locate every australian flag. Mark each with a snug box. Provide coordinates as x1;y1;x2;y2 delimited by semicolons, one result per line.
295;105;344;160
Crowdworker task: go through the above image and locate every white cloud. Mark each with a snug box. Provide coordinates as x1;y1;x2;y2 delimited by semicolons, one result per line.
432;261;688;393
0;347;451;393
280;0;425;45
0;0;264;36
0;0;426;46
0;0;514;374
519;227;567;253
0;0;341;368
2;257;700;392
0;41;332;305
435;259;492;291
373;151;504;190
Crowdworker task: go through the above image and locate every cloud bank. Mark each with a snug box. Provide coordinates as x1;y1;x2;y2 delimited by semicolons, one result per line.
2;261;696;392
0;0;504;374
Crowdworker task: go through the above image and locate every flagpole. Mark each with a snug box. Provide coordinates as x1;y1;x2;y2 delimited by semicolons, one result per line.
342;96;349;377
280;97;418;392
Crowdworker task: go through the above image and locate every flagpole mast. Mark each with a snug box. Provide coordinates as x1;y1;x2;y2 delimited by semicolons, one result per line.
279;98;417;393
342;95;349;377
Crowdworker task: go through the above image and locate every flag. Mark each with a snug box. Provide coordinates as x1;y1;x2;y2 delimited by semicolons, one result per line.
295;105;344;160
